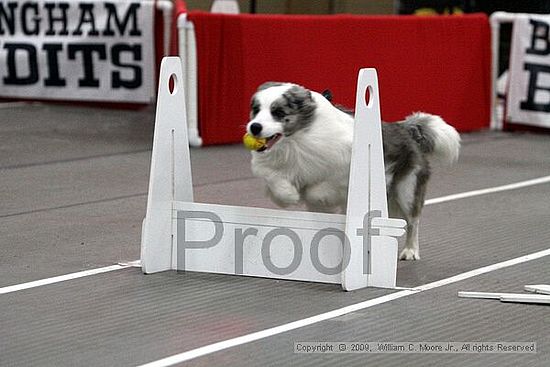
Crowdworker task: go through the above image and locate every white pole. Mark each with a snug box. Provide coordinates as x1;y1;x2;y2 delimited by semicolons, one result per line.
156;0;174;57
178;14;202;147
489;12;517;130
211;0;240;14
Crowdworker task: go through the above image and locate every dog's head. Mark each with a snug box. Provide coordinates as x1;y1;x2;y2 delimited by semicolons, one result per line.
246;82;317;152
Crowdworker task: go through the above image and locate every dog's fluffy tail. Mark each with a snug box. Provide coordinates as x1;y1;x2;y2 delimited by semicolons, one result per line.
402;112;461;165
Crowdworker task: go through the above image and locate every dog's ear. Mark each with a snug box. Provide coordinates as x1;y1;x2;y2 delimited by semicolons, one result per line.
257;81;283;92
321;89;333;102
284;85;314;110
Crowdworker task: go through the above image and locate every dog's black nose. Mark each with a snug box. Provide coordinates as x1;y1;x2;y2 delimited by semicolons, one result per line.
250;122;262;136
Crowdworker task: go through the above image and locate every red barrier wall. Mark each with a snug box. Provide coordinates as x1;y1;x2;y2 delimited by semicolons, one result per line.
188;12;491;146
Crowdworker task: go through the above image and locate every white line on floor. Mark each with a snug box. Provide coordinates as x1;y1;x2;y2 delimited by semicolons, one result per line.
1;174;549;297
0;264;131;295
136;247;550;367
424;175;550;206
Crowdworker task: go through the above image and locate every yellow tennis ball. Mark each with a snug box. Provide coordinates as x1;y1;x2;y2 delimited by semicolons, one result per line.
243;133;267;151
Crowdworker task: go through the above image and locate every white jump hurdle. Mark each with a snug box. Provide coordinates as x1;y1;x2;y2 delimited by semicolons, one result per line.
141;56;406;291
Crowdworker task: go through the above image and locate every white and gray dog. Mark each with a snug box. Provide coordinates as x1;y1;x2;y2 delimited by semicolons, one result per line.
246;82;460;260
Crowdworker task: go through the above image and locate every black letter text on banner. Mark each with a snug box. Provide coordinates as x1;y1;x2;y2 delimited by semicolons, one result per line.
520;63;550;113
526;19;550;56
3;43;39;85
112;43;142;89
68;43;107;87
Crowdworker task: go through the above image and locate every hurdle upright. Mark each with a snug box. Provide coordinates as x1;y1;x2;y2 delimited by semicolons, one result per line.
141;57;405;291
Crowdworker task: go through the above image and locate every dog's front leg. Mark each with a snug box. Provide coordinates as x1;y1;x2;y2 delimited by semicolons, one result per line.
303;182;342;213
265;178;301;208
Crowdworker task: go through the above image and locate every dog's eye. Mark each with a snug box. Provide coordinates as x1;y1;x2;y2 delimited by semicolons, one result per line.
251;98;261;117
271;107;286;120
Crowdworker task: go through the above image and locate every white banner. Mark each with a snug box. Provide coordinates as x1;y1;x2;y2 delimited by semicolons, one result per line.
507;14;550;128
0;0;155;103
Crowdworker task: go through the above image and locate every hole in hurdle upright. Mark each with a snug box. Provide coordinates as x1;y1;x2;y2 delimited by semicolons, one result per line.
141;56;405;291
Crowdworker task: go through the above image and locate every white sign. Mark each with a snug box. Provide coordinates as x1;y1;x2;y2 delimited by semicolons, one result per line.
0;0;155;103
507;15;550;128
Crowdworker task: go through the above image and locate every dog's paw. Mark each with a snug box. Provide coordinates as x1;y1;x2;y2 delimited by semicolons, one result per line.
267;184;300;207
303;182;342;212
399;248;420;261
272;192;300;207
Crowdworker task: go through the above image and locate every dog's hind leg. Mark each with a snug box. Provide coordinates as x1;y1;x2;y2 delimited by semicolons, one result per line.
400;217;421;260
389;196;420;260
392;166;429;260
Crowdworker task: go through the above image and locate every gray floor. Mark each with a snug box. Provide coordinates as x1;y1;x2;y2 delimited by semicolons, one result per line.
1;103;549;366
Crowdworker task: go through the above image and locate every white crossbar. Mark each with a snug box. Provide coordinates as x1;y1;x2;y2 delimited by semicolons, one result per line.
524;284;550;295
458;290;550;304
